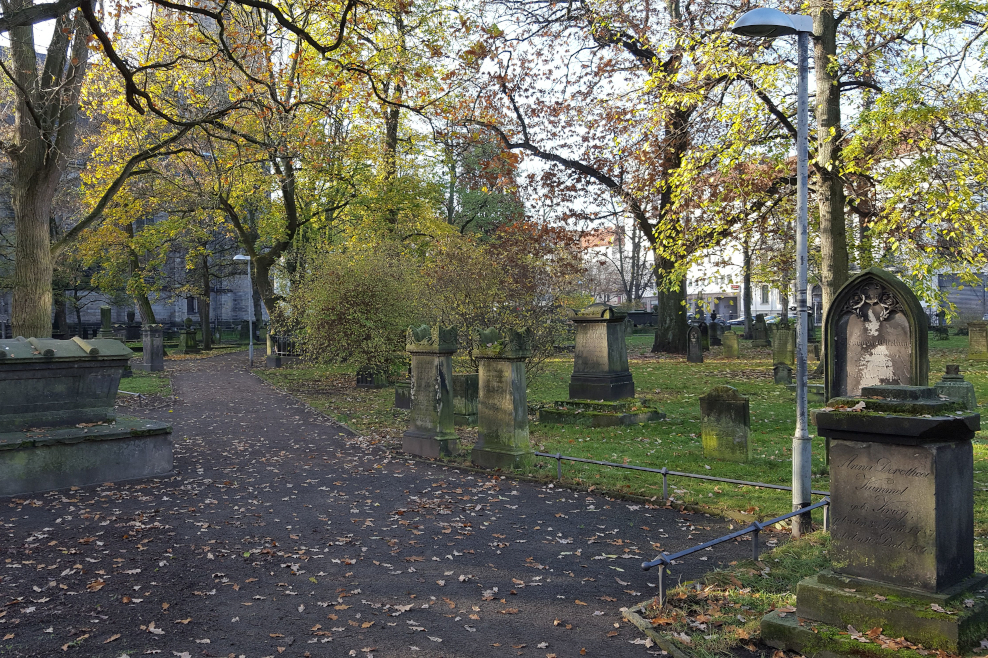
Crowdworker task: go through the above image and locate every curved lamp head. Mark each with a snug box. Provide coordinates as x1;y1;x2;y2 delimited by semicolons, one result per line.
233;254;250;261
732;7;811;38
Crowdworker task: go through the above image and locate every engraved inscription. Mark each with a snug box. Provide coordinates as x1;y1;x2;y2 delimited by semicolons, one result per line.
574;324;610;372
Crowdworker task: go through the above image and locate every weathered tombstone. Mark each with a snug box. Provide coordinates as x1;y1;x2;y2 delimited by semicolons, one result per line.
722;331;740;359
699;386;750;462
969;320;988;360
173;318;200;355
936;364;978;411
773;363;792;385
471;328;533;469
824;267;928;400
0;337;172;496
125;309;141;341
567;304;634;400
97;305;115;339
453;373;479;426
763;384;987;654
751;314;769;346
134;324;164;372
709;319;722;347
686;325;703;363
772;328;795;365
394;382;411;409
699;322;710;351
402;325;459;458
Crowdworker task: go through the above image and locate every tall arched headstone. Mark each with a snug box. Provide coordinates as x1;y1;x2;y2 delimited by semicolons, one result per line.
824;267;928;400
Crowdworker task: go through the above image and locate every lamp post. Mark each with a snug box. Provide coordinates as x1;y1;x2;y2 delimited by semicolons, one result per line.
233;254;253;368
732;8;814;536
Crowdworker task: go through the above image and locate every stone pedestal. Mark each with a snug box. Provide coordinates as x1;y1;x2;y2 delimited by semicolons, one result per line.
402;325;459;458
97;305;115;339
969;320;988;361
686;325;703;363
471;328;533;470
936;364;978;411
124;310;141;341
134;324;164;372
772;328;794;365
722;331;740;358
763;384;986;655
567;304;634;401
453;373;479;426
172;318;200;355
699;386;750;462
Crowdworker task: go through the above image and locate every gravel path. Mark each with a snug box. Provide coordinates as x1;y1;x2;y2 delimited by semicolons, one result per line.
0;352;754;658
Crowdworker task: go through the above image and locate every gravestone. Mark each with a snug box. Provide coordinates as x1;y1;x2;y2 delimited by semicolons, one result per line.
125;309;141;341
709;321;722;347
394;382;411;409
722;331;740;359
699;322;710;351
699;386;750;462
686;325;703;363
969;321;988;361
772;328;794;366
134;324;164;372
0;337;172;496
471;328;534;469
173;318;200;355
97;305;115;339
763;384;987;654
567;304;634;401
936;364;978;411
453;373;479;426
402;325;459;458
773;363;792;385
751;314;769;347
824;267;928;400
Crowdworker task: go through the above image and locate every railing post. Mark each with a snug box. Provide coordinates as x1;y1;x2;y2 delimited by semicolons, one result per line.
823;500;830;532
752;522;761;561
661;467;668;503
658;563;666;607
556;453;562;481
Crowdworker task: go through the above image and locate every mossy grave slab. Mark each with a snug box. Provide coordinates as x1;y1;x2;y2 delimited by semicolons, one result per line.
537;398;665;427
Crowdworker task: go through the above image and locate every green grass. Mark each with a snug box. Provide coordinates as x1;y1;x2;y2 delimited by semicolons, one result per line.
254;333;988;566
117;369;172;397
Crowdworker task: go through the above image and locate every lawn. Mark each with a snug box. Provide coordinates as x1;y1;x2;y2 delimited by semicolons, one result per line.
116;368;172;397
256;332;988;568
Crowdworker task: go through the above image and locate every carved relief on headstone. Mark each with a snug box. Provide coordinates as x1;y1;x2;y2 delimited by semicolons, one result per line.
825;267;928;400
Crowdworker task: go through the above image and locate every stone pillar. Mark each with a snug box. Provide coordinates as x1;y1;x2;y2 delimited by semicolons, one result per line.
135;324;164;372
471;328;533;470
567;304;634;401
936;364;978;410
722;331;740;359
969;320;988;360
453;373;479;426
97;305;115;339
686;325;703;363
699;386;750;462
402;325;458;458
772;328;794;365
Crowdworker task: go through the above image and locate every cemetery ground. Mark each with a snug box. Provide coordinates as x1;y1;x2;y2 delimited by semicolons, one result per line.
259;332;988;657
0;351;756;658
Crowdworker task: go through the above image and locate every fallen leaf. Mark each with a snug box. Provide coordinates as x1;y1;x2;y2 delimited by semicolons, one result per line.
103;633;121;643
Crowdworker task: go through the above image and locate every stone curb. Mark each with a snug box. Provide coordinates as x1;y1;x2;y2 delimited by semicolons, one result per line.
622;602;692;658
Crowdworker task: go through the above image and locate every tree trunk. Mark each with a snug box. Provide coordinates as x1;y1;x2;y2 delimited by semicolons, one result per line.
812;1;849;317
199;256;212;350
780;290;789;325
12;191;55;337
742;238;753;338
651;259;687;353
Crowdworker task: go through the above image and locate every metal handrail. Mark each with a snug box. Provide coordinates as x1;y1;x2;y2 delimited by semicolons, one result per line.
533;451;829;500
117;390;145;408
641;497;830;606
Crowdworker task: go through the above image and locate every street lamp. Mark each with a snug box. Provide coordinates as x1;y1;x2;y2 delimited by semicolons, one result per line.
733;7;814;536
233;254;253;368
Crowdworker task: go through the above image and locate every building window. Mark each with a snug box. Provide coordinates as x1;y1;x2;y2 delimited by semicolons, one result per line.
760;285;769;304
186;297;198;314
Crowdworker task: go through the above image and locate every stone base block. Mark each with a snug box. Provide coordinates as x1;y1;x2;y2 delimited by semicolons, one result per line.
454;413;478;427
133;362;164;372
538;399;665;427
761;572;988;654
568;372;635;401
0;418;173;497
402;430;458;459
787;383;827;404
471;447;532;470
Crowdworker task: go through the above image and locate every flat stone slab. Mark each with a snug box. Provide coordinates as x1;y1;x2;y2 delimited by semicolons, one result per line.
537;399;665;427
761;572;988;654
0;417;173;497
